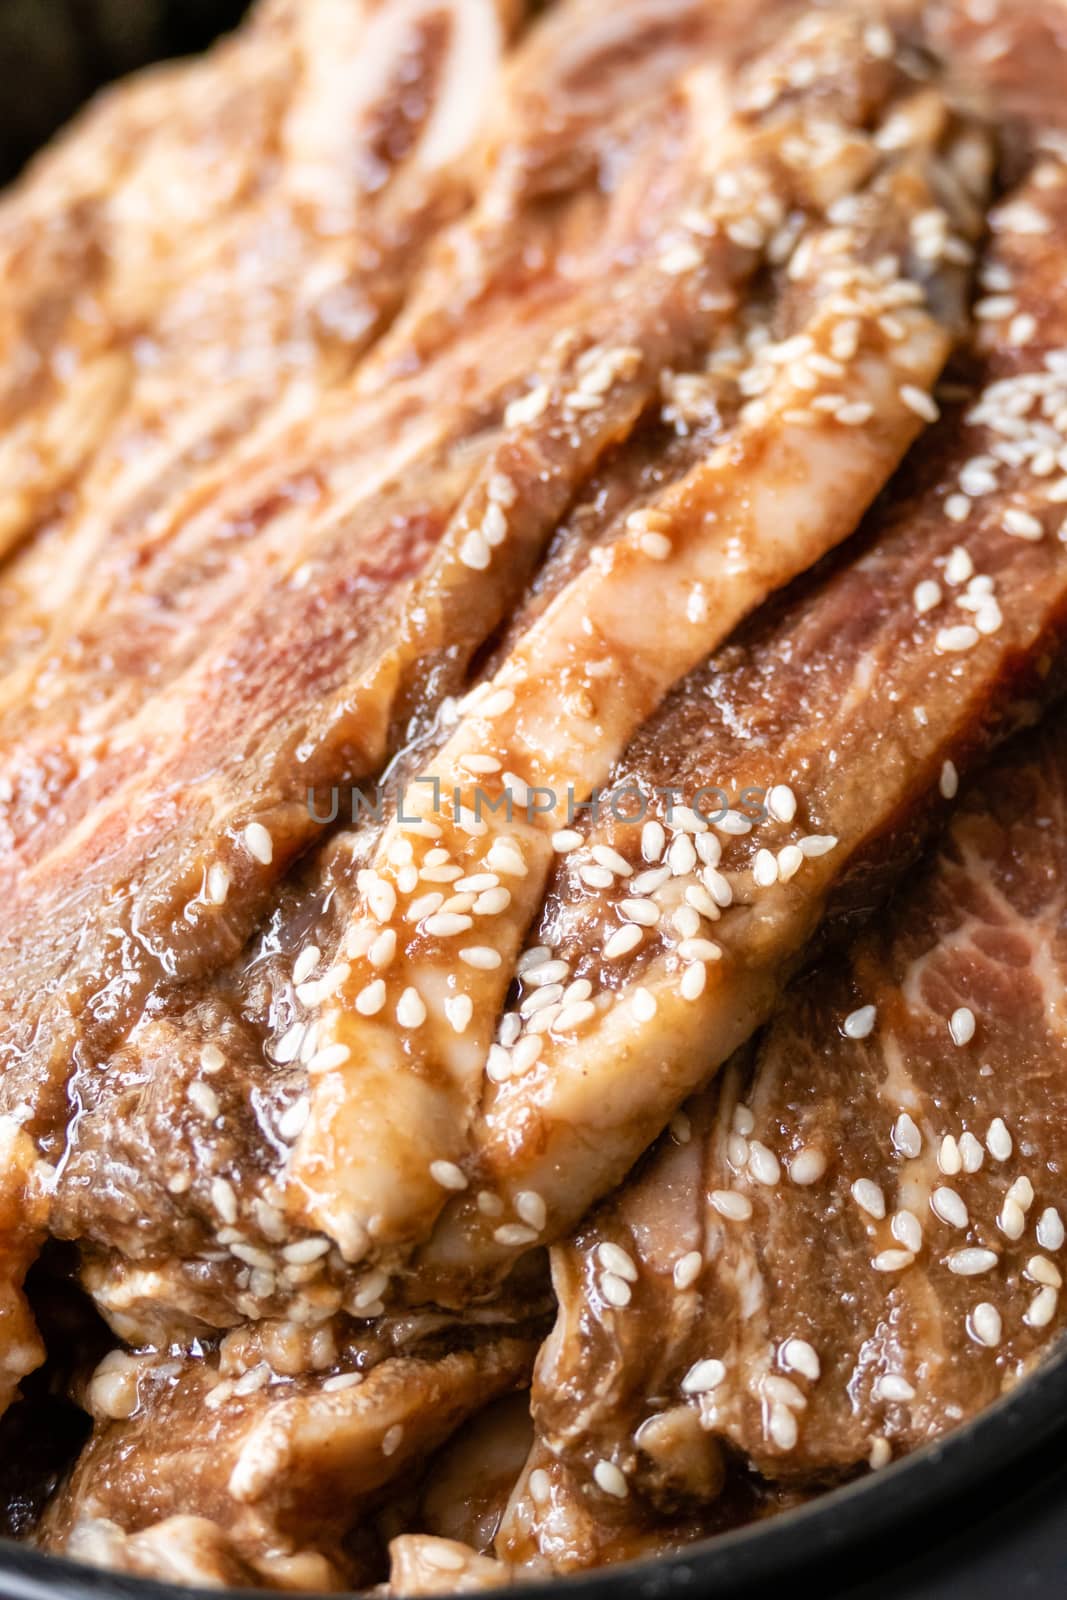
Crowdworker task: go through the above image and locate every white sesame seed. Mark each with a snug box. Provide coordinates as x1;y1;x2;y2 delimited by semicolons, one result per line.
307;1042;351;1073
944;547;974;587
780;1338;820;1382
593;1460;628;1499
798;834;838;857
640;530;672;561
480;687;515;718
430;1160;467;1192
1027;1255;1062;1289
423;911;474;938
596;1242;637;1282
1037;1208;1065;1251
681;1358;726;1396
892;1210;923;1254
701;866;733;908
292;947;321;988
1025;1286;1058;1328
278;1097;310;1141
748;1142;781;1186
711;1189;754;1220
601;1272;632;1308
674;1251;703;1290
777;844;804;882
641;821;666;862
668;834;697;877
396;987;427;1028
460;946;502;970
852;1178;886;1219
678;937;722;964
875;1375;915;1403
459;528;491;569
914;579;942;613
516;1190;547;1232
753;848;779;888
355;979;386;1016
940;761;959;800
620;898;660;927
443;995;473;1034
987;1117;1012;1160
555;1000;595;1032
893;1113;922;1159
767;784;797;823
681;964;706;1001
493;1223;538;1247
789;1146;826;1185
999;1198;1026;1241
936;624;979;652
949;1006;976;1046
604;924;643;960
968;1302;1002;1348
947;1248;998;1276
1003;507;1044;540
944;493;971;523
768;1404;798;1450
552;829;582;853
189;1081;220;1119
630;986;658;1023
843;1005;877;1040
210;1177;238;1225
593;845;632;877
938;1134;962;1176
872;1249;915;1273
931;1187;969;1229
271;1022;305;1064
899;385;939;422
206;863;230;905
368;929;397;969
242;822;273;865
200;1044;224;1075
958;1131;985;1173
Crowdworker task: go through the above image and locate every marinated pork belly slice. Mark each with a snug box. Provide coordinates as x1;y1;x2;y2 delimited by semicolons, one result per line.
0;0;790;1174
290;14;988;1265
419;155;1067;1298
523;709;1067;1553
43;1328;537;1586
0;0;525;570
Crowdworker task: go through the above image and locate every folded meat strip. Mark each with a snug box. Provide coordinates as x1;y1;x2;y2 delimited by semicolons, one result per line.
420;155;1067;1298
289;8;987;1266
0;0;754;1161
518;708;1067;1561
43;1324;537;1587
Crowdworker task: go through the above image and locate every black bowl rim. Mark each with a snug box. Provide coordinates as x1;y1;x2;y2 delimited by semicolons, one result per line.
2;1334;1065;1600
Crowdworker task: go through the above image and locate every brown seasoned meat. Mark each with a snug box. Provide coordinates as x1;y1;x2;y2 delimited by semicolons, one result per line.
287;5;990;1273
518;709;1067;1561
421;153;1067;1300
44;1324;537;1585
5;0;1067;1590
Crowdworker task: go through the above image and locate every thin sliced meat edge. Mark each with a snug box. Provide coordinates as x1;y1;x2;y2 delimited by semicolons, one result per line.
42;1326;537;1589
289;16;987;1264
420;153;1067;1298
518;708;1067;1561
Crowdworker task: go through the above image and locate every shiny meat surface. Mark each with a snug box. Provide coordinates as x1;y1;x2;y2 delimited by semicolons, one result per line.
523;711;1067;1561
1;0;1067;1590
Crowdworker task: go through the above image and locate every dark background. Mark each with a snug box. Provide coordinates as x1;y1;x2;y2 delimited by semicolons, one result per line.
0;0;252;183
